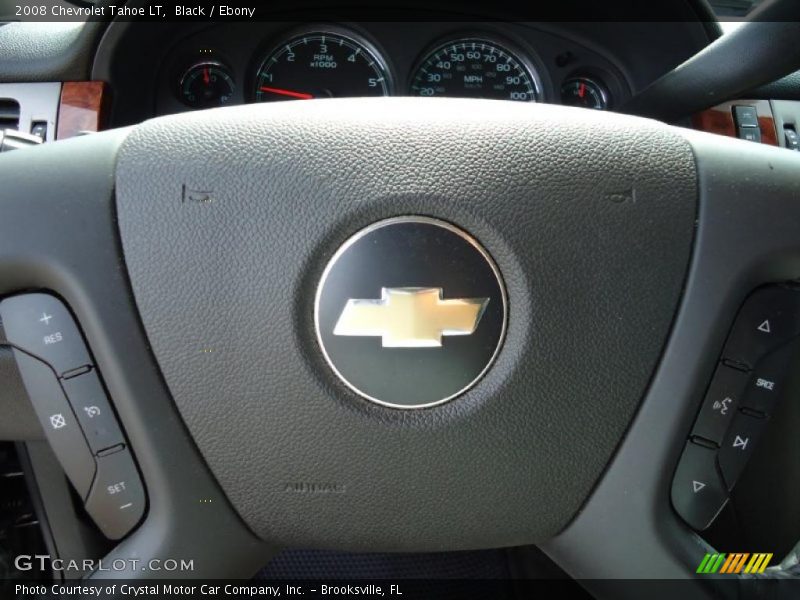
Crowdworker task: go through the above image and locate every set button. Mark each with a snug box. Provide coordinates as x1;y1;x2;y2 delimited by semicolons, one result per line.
84;446;145;540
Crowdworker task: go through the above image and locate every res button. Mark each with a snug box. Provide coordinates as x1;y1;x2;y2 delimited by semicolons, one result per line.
0;293;93;377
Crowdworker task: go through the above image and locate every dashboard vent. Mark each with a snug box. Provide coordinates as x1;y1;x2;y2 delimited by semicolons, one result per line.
0;99;20;130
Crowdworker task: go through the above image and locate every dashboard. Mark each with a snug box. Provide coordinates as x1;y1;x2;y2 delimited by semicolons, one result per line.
83;18;716;128
142;22;638;118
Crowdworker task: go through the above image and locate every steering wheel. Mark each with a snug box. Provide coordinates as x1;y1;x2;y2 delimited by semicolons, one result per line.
1;95;799;597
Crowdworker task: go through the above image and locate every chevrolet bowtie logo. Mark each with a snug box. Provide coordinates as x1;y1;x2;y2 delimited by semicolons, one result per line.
333;287;489;348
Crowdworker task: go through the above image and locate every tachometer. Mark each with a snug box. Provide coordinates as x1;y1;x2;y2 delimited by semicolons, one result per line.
410;38;538;102
253;31;391;101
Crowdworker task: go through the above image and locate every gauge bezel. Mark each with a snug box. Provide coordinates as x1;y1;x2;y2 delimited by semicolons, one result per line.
407;34;544;103
177;60;236;108
250;25;395;102
560;75;610;110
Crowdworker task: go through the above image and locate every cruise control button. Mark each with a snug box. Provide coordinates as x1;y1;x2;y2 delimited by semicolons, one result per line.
691;365;748;445
723;287;800;369
62;372;125;454
741;338;798;415
11;351;96;499
719;412;767;490
671;441;728;531
0;293;93;376
84;448;145;540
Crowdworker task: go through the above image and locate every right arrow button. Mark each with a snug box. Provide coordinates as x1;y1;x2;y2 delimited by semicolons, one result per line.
719;412;768;491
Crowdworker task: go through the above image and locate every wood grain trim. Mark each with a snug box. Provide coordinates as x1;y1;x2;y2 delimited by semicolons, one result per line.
692;99;778;146
758;114;778;146
691;107;736;138
56;81;111;140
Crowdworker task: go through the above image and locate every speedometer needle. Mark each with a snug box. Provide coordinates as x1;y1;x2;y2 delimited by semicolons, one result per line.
259;86;314;100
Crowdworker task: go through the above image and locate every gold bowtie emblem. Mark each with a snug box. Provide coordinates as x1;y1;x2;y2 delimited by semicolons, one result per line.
333;287;489;348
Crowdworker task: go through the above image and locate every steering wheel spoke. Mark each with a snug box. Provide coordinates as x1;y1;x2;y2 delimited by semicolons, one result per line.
0;130;272;578
545;128;800;591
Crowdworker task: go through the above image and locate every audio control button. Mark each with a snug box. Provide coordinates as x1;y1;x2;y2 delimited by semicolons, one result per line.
691;365;748;446
672;441;728;531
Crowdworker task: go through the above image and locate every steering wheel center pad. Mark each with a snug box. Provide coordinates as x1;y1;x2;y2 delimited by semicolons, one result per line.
114;98;696;550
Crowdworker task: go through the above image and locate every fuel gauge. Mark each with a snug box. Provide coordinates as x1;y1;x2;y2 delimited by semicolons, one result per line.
179;62;235;108
561;77;609;110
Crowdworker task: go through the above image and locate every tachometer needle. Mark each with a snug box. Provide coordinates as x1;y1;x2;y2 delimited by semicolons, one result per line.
259;86;314;100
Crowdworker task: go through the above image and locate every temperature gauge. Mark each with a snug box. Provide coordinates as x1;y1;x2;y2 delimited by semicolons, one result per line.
179;62;235;108
561;77;609;110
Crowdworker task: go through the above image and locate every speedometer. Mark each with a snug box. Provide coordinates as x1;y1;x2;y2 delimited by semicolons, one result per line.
253;31;391;102
410;38;539;102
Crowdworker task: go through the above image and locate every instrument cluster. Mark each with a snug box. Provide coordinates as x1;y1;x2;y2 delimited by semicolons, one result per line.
158;23;628;115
